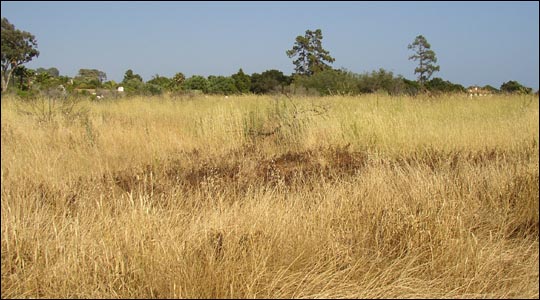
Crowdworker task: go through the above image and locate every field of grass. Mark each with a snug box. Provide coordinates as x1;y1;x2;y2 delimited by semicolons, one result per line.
1;93;538;298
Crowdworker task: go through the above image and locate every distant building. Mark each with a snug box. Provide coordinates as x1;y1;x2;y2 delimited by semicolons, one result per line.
117;86;124;92
467;86;491;98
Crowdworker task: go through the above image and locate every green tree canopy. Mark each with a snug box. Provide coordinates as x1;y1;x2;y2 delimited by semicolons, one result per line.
402;78;422;96
119;69;144;94
171;72;186;91
35;72;53;86
74;68;107;88
122;69;143;84
207;76;238;95
286;29;335;76
500;80;533;94
250;70;291;94
231;68;251;94
12;65;35;90
102;80;118;90
143;74;172;95
425;77;465;93
147;74;172;89
183;75;208;92
408;35;440;86
482;85;499;93
35;67;60;77
1;18;40;92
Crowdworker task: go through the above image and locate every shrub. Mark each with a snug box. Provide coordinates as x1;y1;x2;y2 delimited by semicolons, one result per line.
293;69;358;96
357;69;407;95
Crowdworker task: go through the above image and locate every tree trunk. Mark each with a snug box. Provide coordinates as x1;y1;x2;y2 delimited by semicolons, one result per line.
1;68;15;93
1;76;7;93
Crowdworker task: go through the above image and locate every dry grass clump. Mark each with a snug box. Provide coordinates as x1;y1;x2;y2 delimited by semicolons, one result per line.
1;94;538;298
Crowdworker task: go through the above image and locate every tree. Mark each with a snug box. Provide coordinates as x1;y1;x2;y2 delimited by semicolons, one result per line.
145;74;172;95
122;69;143;84
35;72;53;87
402;78;421;96
231;68;251;94
250;70;291;94
500;80;533;94
183;75;208;92
482;85;499;94
408;35;440;86
286;29;335;76
118;69;144;94
425;77;465;93
147;74;172;89
36;67;60;77
170;72;185;91
12;65;35;90
1;18;40;93
172;72;185;85
102;80;117;90
74;69;107;88
207;76;238;95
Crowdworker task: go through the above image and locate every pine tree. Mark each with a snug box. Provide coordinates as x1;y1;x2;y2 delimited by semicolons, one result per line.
286;29;335;76
408;35;440;85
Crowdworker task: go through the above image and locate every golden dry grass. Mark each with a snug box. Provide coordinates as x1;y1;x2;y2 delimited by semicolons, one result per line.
1;93;538;298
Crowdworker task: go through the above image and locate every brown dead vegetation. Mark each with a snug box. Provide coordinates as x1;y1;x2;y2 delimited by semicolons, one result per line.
101;143;535;197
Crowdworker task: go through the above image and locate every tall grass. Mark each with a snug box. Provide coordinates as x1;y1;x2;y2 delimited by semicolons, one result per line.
1;93;538;298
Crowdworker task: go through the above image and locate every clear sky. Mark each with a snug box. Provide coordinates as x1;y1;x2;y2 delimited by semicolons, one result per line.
2;1;539;90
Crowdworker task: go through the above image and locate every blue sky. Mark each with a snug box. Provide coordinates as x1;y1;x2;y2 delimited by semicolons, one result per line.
2;1;539;90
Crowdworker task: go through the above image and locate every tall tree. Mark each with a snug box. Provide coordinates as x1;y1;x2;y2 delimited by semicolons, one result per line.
231;68;251;94
286;29;335;76
408;35;440;85
1;18;40;92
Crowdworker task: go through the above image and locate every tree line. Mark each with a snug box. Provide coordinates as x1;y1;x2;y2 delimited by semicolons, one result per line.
1;17;535;98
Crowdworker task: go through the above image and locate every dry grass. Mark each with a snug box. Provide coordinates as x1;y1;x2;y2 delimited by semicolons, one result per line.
1;93;538;298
